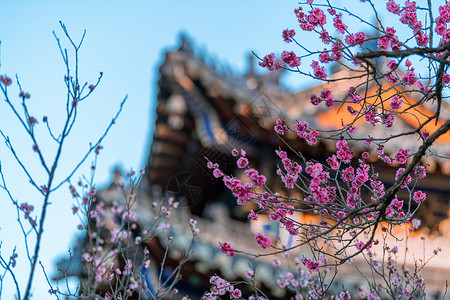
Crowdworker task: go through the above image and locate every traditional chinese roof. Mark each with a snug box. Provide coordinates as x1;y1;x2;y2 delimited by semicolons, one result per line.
145;35;449;226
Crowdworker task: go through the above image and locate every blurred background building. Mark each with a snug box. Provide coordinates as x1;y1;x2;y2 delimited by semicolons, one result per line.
55;36;450;299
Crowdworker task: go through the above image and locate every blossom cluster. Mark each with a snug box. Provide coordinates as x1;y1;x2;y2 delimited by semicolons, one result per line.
295;6;327;32
300;254;327;272
20;203;37;227
254;232;272;249
293;120;318;145
258;53;282;71
219;242;235;257
305;161;335;206
377;27;401;51
345;32;366;46
274;118;290;135
203;276;242;300
276;149;302;189
209;149;266;206
281;51;301;68
282;29;296;42
311;61;327;79
0;75;12;86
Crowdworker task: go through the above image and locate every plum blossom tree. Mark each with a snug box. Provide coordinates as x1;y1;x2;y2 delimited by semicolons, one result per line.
0;23;129;299
207;0;449;299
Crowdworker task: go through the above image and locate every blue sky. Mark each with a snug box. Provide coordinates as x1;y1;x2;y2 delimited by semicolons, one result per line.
0;1;309;298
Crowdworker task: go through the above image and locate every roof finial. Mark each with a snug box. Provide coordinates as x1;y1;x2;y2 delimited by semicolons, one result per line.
248;54;255;74
179;33;193;54
113;168;122;185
